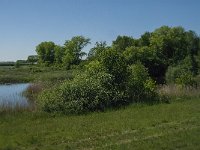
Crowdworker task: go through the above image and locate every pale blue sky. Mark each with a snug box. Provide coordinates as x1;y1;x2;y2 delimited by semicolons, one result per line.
0;0;200;61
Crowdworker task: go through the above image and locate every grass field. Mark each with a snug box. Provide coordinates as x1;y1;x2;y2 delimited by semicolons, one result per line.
0;66;74;84
0;98;200;150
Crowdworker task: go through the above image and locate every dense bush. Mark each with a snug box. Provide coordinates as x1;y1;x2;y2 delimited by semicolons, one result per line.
166;65;197;87
127;63;158;103
98;48;128;90
175;72;196;87
38;71;126;114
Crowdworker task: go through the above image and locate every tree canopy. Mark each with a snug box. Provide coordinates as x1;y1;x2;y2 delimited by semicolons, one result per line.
35;26;200;83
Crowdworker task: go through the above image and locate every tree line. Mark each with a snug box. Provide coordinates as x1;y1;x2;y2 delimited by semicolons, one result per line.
35;26;200;85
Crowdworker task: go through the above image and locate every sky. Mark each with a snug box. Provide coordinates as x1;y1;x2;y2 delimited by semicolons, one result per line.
0;0;200;61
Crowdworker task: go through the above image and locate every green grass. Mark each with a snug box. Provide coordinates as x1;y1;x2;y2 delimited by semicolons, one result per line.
0;66;74;84
0;98;200;150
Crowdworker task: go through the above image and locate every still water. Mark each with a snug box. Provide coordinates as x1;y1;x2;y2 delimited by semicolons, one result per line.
0;83;30;107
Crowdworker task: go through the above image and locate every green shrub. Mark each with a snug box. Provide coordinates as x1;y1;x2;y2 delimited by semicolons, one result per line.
99;48;128;89
127;63;158;103
166;64;197;87
38;71;114;114
175;72;196;87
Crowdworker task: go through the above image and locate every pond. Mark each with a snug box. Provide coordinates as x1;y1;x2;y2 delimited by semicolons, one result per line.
0;83;31;108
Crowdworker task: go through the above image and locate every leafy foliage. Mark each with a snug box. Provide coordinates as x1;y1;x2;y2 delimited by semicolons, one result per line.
99;48;128;88
35;36;90;68
27;55;38;64
88;41;107;60
36;41;56;65
62;36;90;68
127;63;157;102
38;71;113;114
166;57;198;87
112;35;138;52
54;45;65;65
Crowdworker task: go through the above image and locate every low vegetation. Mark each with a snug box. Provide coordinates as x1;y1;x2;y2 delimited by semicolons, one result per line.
0;66;74;84
158;84;200;100
0;97;200;149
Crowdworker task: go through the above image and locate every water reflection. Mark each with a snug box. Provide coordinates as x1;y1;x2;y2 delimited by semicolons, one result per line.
0;83;30;107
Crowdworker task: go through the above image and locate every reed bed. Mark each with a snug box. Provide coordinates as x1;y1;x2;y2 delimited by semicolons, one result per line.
158;84;200;100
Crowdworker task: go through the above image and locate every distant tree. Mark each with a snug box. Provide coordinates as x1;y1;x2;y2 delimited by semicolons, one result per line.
88;41;107;60
165;58;197;87
63;36;90;68
15;60;27;68
149;26;200;82
123;46;166;83
139;32;151;46
54;45;65;65
185;30;200;55
112;36;137;52
36;41;56;65
15;61;20;68
185;31;200;75
150;26;188;65
27;55;38;65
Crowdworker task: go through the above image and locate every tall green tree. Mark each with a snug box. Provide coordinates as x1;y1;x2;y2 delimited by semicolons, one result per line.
36;41;56;65
150;26;188;65
139;32;151;46
63;36;90;68
88;41;107;60
149;26;200;82
123;46;166;83
54;45;65;65
112;36;137;52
